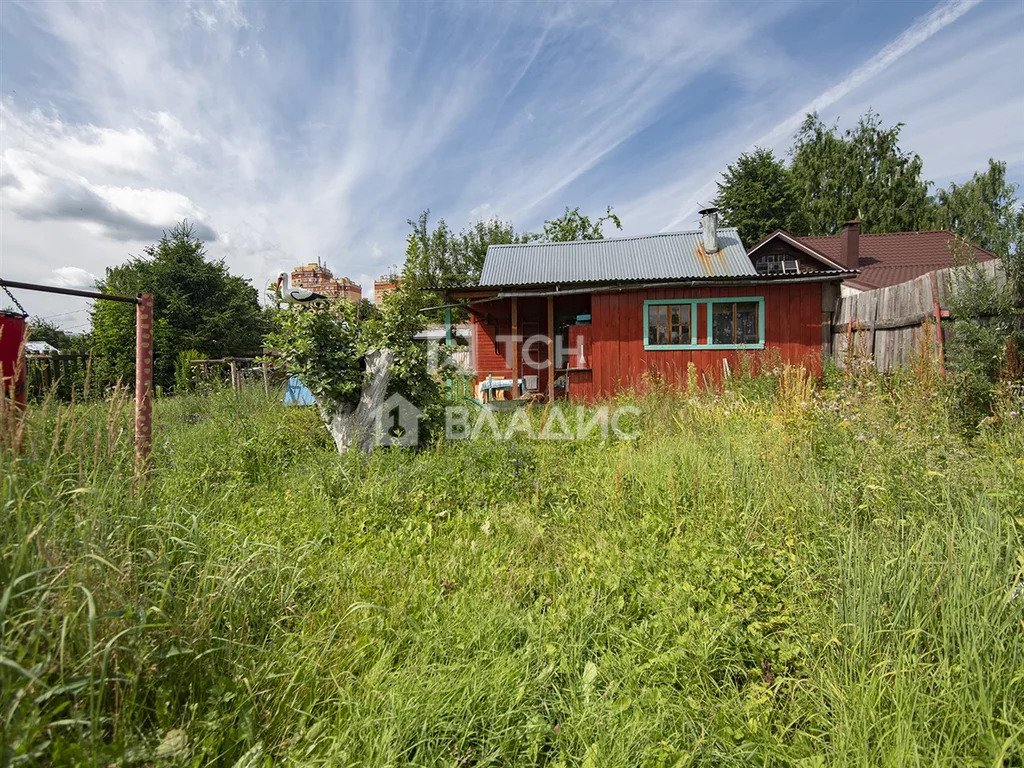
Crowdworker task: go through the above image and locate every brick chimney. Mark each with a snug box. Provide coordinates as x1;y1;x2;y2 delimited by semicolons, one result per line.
840;220;860;269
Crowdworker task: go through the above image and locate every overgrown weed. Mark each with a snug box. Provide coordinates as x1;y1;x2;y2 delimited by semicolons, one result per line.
1;373;1021;766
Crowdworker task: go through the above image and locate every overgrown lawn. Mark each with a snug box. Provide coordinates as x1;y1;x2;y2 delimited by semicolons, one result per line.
2;371;1022;766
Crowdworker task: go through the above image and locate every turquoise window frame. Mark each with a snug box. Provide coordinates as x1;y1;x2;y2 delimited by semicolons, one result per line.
643;299;698;350
702;297;766;350
642;296;766;351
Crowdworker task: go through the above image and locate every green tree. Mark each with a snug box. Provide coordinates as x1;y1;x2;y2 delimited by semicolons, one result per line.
401;211;528;322
401;205;622;322
944;235;1024;426
788;110;933;235
714;148;798;246
402;205;622;299
403;212;521;296
265;283;450;449
541;205;622;242
934;159;1024;256
91;221;268;390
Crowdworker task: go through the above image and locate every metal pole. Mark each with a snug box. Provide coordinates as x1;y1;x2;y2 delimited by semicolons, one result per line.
547;295;555;402
0;278;139;304
511;297;520;398
135;293;153;481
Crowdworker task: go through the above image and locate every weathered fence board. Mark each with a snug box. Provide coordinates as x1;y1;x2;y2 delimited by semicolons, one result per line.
26;353;99;400
830;260;1007;370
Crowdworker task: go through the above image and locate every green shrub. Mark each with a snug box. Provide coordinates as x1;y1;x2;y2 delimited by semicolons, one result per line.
945;238;1024;427
173;348;203;393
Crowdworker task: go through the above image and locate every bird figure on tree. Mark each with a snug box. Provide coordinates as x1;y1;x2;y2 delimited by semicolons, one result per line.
269;271;329;306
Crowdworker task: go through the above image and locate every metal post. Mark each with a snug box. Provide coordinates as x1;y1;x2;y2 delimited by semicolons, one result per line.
135;293;153;480
228;358;238;391
546;295;555;402
443;305;453;397
511;297;520;398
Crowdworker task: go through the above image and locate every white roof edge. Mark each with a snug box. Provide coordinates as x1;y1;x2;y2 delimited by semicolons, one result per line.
747;231;846;271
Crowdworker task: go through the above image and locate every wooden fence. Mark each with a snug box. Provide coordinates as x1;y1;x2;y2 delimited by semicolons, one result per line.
26;353;99;400
189;357;281;394
830;260;1007;370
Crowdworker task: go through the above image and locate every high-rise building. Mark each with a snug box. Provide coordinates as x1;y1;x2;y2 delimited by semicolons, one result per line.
374;275;402;304
291;261;362;302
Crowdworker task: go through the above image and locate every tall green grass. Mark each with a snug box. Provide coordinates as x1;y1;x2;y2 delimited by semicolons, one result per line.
2;368;1022;766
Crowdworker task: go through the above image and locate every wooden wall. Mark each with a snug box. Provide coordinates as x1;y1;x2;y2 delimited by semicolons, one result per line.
831;259;1007;371
472;300;512;378
584;283;825;401
469;282;828;402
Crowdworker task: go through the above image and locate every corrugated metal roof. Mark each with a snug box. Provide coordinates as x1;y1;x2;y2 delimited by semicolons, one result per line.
478;228;756;287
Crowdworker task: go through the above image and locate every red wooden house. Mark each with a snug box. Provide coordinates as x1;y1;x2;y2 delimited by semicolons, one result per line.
446;210;853;403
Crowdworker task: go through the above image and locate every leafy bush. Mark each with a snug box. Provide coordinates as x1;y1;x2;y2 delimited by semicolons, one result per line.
264;287;452;446
173;348;203;393
945;237;1024;426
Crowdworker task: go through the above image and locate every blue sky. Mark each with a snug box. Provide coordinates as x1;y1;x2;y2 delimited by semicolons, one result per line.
1;0;1022;325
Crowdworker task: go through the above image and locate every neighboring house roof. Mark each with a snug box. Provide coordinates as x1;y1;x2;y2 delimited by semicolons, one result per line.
26;341;59;354
479;229;758;287
745;230;847;270
413;324;472;341
750;229;996;291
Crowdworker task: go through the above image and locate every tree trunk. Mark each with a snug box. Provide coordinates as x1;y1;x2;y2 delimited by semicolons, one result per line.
318;349;393;454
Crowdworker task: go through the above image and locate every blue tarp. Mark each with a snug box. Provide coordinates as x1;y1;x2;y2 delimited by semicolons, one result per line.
283;375;315;406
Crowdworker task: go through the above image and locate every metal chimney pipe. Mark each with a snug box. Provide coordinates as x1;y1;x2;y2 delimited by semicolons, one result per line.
699;207;719;253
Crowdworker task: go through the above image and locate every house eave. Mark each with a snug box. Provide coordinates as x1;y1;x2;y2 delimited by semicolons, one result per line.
445;271;855;303
746;230;847;271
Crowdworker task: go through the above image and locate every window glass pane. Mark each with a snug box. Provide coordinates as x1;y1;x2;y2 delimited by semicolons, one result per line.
677;304;691;344
712;303;734;344
736;302;759;344
711;301;760;345
647;305;660;346
648;303;692;345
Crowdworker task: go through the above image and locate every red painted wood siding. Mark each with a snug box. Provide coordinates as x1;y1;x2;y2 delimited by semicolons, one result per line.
470;297;554;392
472;302;513;378
469;283;824;402
584;283;824;401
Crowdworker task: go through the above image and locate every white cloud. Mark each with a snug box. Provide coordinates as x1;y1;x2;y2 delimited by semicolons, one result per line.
0;0;1020;325
51;266;98;290
1;103;216;242
644;0;990;233
747;0;985;161
184;0;250;32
